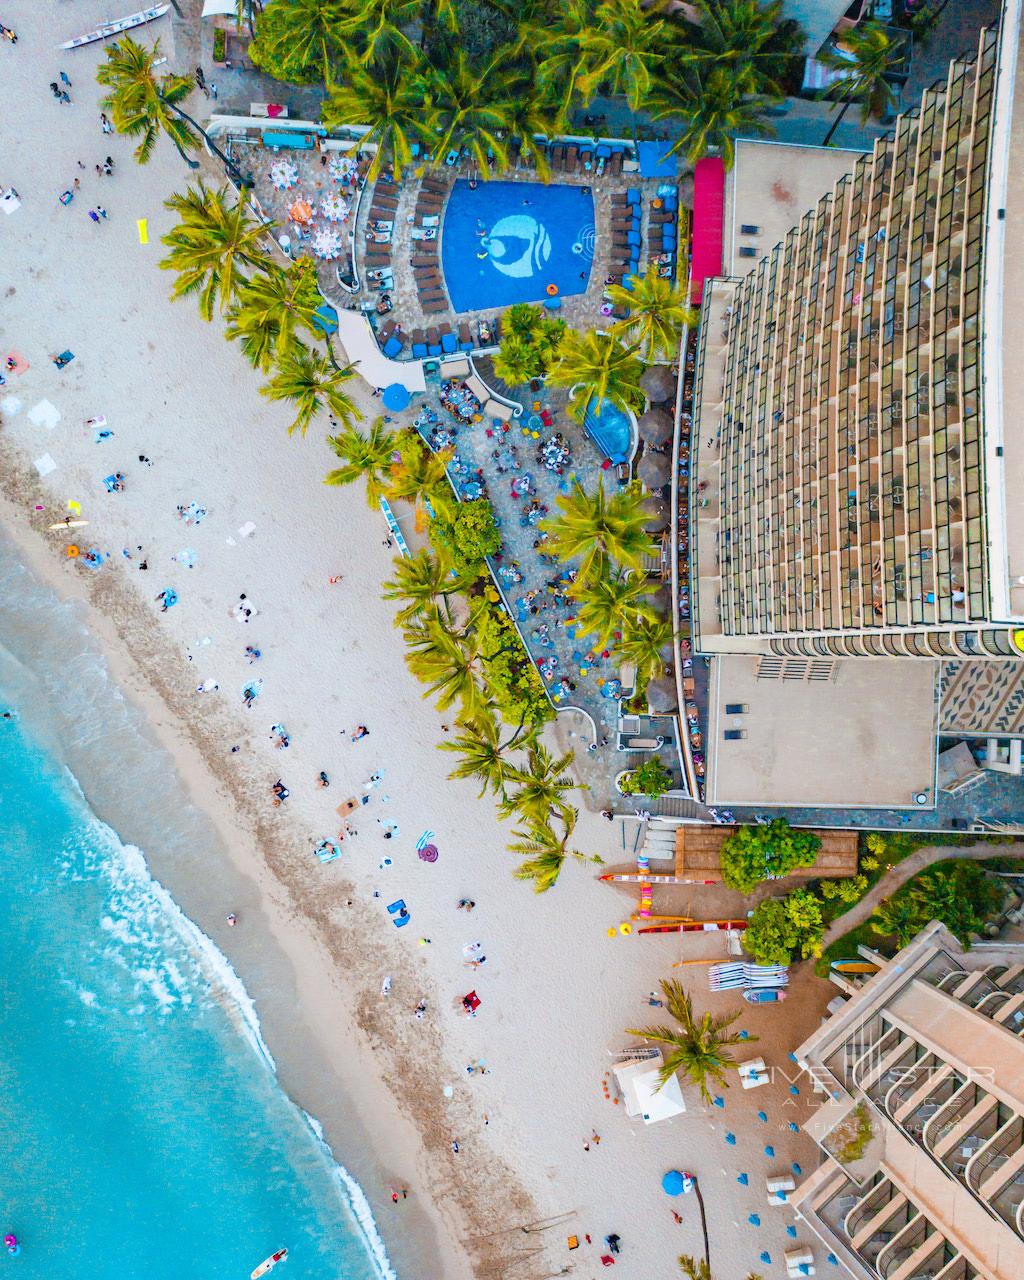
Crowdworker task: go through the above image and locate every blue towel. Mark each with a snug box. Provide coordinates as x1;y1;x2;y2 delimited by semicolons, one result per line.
626;189;641;205
383;336;402;358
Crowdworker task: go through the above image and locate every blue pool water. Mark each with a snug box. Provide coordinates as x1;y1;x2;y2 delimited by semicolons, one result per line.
0;541;391;1280
441;180;595;311
582;396;635;465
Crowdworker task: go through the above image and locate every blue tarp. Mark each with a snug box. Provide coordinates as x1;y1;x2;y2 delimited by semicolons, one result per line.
637;141;679;179
312;303;339;335
263;131;316;150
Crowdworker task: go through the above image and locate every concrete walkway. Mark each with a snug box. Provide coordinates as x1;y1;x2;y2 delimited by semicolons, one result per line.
335;309;426;393
822;842;1024;946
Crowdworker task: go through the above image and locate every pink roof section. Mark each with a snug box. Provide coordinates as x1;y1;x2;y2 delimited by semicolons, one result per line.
690;157;725;303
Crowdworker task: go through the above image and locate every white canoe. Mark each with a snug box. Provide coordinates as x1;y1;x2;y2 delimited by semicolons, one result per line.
60;4;170;50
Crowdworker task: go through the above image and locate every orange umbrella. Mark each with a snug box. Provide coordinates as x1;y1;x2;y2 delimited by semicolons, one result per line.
288;198;314;225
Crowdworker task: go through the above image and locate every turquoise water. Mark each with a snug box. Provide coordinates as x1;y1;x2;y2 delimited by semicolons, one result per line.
582;397;635;465
441;180;595;310
0;542;392;1280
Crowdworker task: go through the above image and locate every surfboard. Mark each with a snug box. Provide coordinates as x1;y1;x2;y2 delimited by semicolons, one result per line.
48;520;88;530
251;1249;288;1279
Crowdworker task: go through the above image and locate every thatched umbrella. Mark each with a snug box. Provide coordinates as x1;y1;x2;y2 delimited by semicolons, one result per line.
641;364;676;404
638;407;673;447
642;499;670;535
647;675;678;712
638;449;671;492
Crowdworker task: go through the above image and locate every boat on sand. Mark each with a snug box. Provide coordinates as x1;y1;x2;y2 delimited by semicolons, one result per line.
59;4;170;50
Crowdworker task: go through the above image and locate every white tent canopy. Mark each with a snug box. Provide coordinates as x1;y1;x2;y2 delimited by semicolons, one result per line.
613;1054;685;1124
202;0;236;17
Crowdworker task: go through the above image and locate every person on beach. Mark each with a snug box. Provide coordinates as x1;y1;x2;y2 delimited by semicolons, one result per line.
226;913;237;926
414;1000;426;1020
244;645;261;663
271;779;289;805
457;899;476;912
154;589;177;612
351;725;369;742
316;771;330;788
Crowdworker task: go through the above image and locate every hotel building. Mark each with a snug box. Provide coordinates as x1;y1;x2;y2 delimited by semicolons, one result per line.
690;5;1024;662
792;921;1024;1280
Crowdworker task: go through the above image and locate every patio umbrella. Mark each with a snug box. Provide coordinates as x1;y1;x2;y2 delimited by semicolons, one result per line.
638;407;673;446
638;450;671;491
649;583;673;617
641;364;675;403
647;675;678;712
643;497;669;534
287;197;314;224
661;1170;686;1196
382;383;411;413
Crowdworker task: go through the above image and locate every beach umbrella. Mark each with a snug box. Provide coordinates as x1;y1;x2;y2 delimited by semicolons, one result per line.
827;1254;838;1265
637;407;673;447
382;383;412;413
641;364;675;403
760;1252;772;1267
736;1172;748;1186
757;1110;768;1123
764;1145;775;1158
724;1132;736;1146
786;1225;798;1238
638;450;671;492
792;1162;802;1176
712;1096;725;1108
662;1170;690;1196
646;675;678;712
788;1121;799;1132
789;1084;801;1095
642;496;669;533
748;1214;760;1227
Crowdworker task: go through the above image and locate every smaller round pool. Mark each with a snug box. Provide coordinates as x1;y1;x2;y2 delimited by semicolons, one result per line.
583;396;636;465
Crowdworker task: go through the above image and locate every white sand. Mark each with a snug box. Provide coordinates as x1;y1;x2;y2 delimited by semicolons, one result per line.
0;5;835;1278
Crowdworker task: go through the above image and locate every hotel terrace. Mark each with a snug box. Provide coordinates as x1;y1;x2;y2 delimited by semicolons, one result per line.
689;5;1024;662
792;921;1024;1280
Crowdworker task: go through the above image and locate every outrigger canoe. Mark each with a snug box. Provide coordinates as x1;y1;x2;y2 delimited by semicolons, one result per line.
251;1248;288;1279
60;4;170;50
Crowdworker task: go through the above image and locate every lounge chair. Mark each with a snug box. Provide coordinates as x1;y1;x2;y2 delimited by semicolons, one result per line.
609;151;624;176
423;300;447;317
364;255;391;269
419;290;446;305
610;218;638;233
565;143;579;172
550;143;566;169
421;177;448;192
650;210;675;225
410;257;437;270
578;146;593;169
425;327;442;354
439;324;457;353
378;318;398;343
457;321;473;351
382;336;403;358
372;195;399;210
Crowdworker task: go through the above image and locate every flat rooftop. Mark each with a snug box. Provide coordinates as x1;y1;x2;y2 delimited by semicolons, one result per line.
724;138;861;276
706;656;939;808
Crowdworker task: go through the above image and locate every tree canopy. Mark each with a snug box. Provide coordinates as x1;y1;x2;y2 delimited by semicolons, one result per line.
742;889;825;965
719;819;822;894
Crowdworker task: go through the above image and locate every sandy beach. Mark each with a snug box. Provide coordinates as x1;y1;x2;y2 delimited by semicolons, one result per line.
0;5;834;1278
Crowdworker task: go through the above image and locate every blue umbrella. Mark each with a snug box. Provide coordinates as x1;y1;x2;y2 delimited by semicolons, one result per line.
786;1225;798;1237
760;1252;771;1266
789;1084;801;1095
828;1253;839;1265
764;1145;775;1158
738;1029;750;1039
662;1170;686;1196
747;1214;761;1227
312;303;339;336
713;1096;725;1108
736;1172;749;1186
382;382;412;413
788;1121;800;1132
792;1162;803;1176
757;1110;768;1123
725;1132;736;1145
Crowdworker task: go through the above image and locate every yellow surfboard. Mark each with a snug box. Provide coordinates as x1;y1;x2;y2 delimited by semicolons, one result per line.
137;218;148;245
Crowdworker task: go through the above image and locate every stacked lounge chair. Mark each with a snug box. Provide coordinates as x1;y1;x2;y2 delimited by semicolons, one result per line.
646;185;680;277
410;327;428;359
607;187;642;285
376;317;406;359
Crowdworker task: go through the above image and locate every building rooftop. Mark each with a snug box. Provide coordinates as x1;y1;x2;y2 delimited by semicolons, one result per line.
674;822;859;878
705;655;938;807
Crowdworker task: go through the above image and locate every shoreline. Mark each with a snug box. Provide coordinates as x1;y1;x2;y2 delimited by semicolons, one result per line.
0;479;483;1280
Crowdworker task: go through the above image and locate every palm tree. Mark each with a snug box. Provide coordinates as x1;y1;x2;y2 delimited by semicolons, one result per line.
260;342;362;437
382;548;466;624
424;49;514;174
627;978;752;1101
226;259;323;371
608;268;697;362
249;0;349;84
503;86;557;181
542;480;655;582
97;37;245;182
685;0;803;100
493;334;540;388
439;711;522;799
870;895;924;949
387;433;454;516
532;0;595;126
322;59;428;181
325;419;399;505
500;743;578;826
648;65;775;168
233;0;262;40
678;1256;762;1280
403;607;486;719
336;0;419;67
161;181;272;320
510;810;602;893
617;610;673;683
577;0;667;116
819;19;903;146
546;330;646;424
573;570;655;649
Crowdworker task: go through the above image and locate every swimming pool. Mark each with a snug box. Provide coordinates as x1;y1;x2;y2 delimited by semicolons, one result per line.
441;180;595;312
583;396;636;465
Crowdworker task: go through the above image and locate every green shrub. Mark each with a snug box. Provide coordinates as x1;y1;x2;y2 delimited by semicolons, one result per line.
860;855;879;872
839;873;869;903
619;759;673;798
742;889;825;965
429;499;501;576
818;879;843;900
213;27;227;62
720;819;822;894
476;605;551;729
832;1102;874;1165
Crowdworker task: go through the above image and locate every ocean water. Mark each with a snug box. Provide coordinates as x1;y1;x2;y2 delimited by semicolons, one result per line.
0;537;393;1280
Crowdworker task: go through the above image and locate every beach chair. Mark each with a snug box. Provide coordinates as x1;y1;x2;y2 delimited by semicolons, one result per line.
578;146;593;170
383;336;403;358
425;327;443;354
421;176;448;193
565;143;579;172
609;150;624;176
378;318;398;343
372;193;399;209
387;899;411;927
438;323;457;354
458;321;473;351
